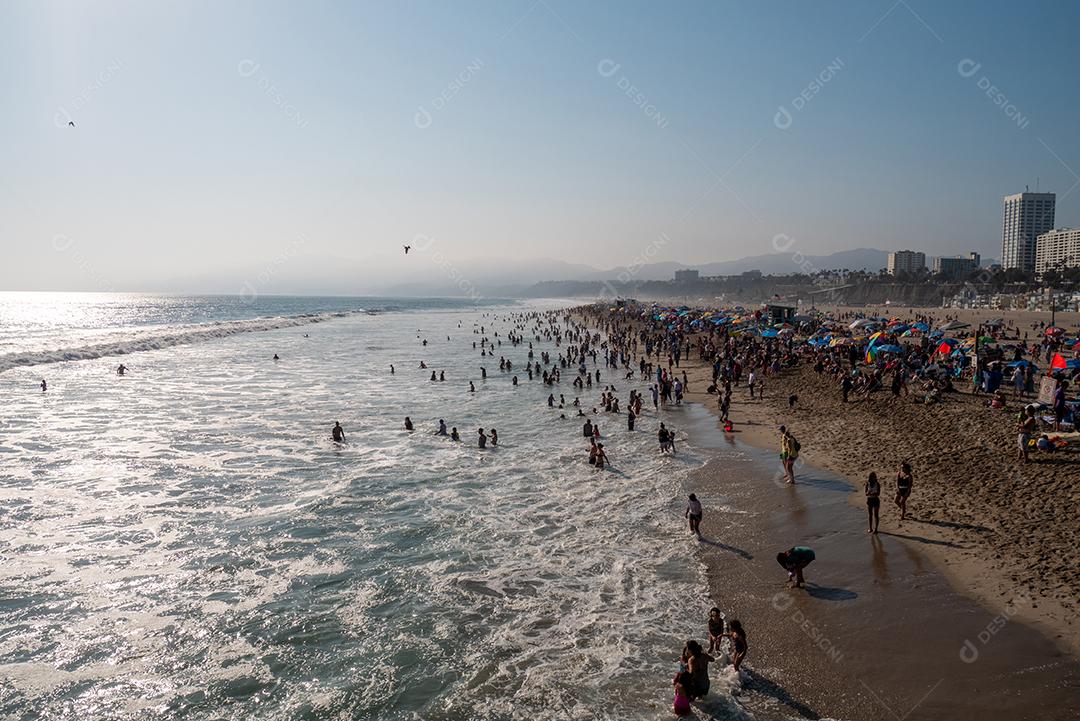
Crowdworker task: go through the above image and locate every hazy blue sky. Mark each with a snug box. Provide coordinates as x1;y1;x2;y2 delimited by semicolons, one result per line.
2;0;1078;292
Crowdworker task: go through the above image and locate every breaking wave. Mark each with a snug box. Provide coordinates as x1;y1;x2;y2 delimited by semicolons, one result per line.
0;310;364;373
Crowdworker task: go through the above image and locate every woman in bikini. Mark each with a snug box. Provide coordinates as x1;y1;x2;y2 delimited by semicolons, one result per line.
865;471;881;533
894;462;914;522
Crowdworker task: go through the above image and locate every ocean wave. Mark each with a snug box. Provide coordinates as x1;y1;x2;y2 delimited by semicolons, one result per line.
0;310;364;373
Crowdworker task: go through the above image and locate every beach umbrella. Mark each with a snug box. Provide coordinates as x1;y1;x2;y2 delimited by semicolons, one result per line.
849;319;875;329
985;318;1005;327
928;329;944;338
940;320;970;331
875;344;903;353
1007;360;1038;369
1045;327;1064;336
1067;359;1080;370
761;329;779;338
912;322;930;332
1051;353;1067;371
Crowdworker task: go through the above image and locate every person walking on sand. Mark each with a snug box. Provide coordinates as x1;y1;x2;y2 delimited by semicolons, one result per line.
1017;406;1036;463
776;546;815;588
685;493;702;537
779;426;799;483
894;462;914;521
865;471;881;533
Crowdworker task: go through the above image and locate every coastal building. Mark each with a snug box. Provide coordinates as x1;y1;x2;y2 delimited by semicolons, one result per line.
673;269;700;283
1035;228;1080;275
1002;191;1055;272
932;252;980;280
886;250;926;276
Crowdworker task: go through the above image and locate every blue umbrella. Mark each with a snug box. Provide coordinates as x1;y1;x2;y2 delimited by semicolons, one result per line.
761;329;779;338
913;322;930;332
1008;360;1038;369
875;344;903;353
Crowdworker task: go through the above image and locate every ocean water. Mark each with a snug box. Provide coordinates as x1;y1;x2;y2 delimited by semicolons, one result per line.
0;294;748;720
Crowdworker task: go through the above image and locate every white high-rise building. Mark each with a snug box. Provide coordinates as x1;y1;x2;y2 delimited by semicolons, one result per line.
886;250;926;276
1035;228;1080;275
1002;191;1055;272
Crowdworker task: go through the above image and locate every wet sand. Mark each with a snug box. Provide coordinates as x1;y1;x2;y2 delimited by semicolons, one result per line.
677;404;1080;721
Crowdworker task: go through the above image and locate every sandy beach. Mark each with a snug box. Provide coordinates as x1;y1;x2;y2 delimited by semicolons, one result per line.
677;405;1080;721
574;301;1079;719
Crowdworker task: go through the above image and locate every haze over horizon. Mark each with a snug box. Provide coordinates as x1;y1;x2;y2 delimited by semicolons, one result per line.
3;0;1079;294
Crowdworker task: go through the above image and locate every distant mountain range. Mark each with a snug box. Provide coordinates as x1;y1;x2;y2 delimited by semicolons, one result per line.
378;248;894;297
152;247;991;298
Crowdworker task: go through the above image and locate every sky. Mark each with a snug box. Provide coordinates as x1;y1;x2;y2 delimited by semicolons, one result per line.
2;0;1079;293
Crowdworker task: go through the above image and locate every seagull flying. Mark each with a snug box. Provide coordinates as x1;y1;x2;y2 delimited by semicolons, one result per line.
403;245;411;255
68;121;75;127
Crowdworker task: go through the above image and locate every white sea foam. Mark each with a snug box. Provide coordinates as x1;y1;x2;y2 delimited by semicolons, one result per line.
0;297;772;720
0;310;363;373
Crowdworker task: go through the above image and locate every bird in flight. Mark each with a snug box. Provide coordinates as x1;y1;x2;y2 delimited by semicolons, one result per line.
68;121;75;127
403;245;411;255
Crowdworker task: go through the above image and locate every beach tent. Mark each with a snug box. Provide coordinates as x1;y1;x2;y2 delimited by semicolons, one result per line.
940;320;970;331
849;319;876;329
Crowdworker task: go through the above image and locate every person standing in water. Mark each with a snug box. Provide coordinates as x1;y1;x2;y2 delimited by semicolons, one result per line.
404;417;414;431
332;422;346;443
438;419;447;435
490;428;498;446
40;379;47;392
865;471;881;534
117;364;127;375
685;494;702;537
477;428;488;448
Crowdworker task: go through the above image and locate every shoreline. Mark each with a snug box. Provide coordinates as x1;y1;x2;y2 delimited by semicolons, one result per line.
675;401;1080;720
677;353;1078;658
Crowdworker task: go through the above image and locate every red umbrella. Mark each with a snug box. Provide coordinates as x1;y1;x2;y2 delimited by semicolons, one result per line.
1045;327;1064;336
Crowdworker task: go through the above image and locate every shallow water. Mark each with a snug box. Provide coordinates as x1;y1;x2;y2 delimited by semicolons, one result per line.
0;295;746;720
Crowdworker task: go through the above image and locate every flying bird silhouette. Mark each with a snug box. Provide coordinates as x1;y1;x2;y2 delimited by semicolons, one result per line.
68;121;75;127
403;245;411;255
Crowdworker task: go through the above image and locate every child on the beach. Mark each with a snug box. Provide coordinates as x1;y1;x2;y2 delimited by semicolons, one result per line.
726;619;748;671
672;671;692;715
707;607;724;653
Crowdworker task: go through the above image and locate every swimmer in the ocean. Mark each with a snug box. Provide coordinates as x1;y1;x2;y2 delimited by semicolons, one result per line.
405;417;414;431
40;379;47;392
478;428;488;448
469;382;476;392
117;364;127;375
451;427;460;441
390;364;395;374
332;422;346;443
438;419;448;435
